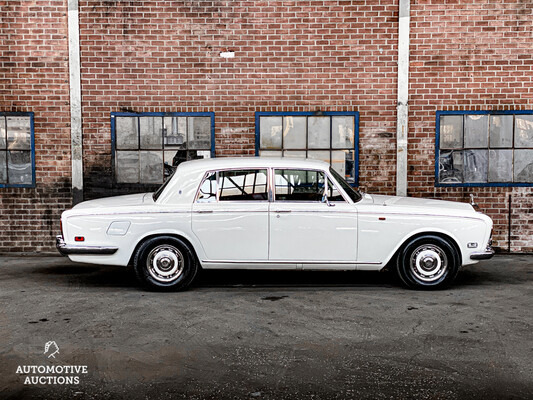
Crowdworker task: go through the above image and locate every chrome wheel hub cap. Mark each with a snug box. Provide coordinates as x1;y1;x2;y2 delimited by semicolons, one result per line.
147;245;184;283
410;245;447;282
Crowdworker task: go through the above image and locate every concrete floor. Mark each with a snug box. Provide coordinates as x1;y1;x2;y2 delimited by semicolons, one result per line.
0;255;532;399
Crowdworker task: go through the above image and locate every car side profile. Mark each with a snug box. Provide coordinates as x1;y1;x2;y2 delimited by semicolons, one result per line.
56;157;494;291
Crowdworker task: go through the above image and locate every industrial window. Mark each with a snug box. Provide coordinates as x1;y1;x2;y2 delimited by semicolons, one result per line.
0;112;35;188
255;112;359;185
111;112;215;185
436;111;533;186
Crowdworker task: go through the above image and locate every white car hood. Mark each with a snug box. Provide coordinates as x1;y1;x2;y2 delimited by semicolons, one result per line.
72;193;154;210
368;194;474;212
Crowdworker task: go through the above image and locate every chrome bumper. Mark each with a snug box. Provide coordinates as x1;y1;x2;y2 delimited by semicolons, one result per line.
56;235;118;256
470;245;495;260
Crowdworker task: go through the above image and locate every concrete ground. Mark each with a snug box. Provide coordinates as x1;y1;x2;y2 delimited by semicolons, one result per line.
0;255;532;400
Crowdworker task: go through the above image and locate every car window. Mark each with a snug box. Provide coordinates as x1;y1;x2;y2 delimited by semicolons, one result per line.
219;169;268;201
274;169;325;202
327;177;346;202
197;172;217;203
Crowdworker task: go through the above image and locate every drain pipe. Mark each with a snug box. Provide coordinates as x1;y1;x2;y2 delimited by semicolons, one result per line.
396;0;410;197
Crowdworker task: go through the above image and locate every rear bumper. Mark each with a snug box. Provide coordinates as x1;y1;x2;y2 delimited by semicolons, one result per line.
56;235;118;256
470;246;495;260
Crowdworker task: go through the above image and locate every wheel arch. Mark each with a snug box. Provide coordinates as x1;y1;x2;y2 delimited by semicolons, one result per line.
127;233;201;267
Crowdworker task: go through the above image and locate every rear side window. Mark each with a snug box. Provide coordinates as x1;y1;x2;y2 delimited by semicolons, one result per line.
218;169;268;201
274;169;325;201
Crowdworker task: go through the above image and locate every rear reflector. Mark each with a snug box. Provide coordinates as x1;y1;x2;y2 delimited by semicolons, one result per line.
74;236;85;242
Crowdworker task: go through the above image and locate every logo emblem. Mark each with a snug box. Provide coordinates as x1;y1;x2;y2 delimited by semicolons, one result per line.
44;341;59;358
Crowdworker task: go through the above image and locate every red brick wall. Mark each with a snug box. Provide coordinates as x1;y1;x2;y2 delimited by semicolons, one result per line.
409;0;533;252
79;0;399;198
0;0;72;252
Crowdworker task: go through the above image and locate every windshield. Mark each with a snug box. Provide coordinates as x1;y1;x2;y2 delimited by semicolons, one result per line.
152;170;176;202
329;167;362;203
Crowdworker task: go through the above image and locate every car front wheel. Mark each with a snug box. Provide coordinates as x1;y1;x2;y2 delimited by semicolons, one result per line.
397;235;460;290
133;236;198;291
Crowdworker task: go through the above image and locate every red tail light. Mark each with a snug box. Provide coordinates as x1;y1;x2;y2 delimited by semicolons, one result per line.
74;236;85;242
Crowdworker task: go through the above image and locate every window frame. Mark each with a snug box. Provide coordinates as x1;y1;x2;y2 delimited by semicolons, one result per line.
254;111;360;186
111;111;215;186
0;111;36;188
435;110;533;187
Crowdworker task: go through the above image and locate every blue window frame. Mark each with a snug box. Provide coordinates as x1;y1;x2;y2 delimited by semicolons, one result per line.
0;112;35;188
255;111;360;186
436;110;533;187
111;112;215;185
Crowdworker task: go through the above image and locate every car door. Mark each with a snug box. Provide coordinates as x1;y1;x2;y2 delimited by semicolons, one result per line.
269;168;358;267
191;168;270;261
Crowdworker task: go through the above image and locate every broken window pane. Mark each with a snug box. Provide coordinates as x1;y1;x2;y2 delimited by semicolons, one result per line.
139;117;161;149
116;151;139;183
197;172;217;203
488;149;513;182
332;150;356;184
6;116;31;150
514;115;533;148
0;151;6;183
332;116;355;149
260;116;282;149
489;115;513;148
439;115;463;149
7;150;32;185
308;116;330;149
464;150;488;183
115;117;138;150
140;151;163;184
307;150;330;164
438;150;463;184
514;149;533;182
283;116;306;149
464;115;488;148
0;117;6;149
188;117;211;149
283;150;306;158
163;117;187;149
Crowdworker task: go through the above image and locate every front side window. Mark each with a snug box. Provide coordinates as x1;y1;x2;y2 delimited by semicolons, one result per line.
256;112;359;185
437;111;533;186
112;112;214;185
0;113;34;187
274;169;325;202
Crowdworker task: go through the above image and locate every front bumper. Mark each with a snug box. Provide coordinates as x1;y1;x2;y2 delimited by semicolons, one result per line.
470;245;495;260
56;235;118;256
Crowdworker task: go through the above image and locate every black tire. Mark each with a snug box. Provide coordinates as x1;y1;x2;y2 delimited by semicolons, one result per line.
133;236;198;291
396;235;460;290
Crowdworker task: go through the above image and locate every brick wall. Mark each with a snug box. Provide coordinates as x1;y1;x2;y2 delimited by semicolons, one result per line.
409;0;533;252
0;0;72;252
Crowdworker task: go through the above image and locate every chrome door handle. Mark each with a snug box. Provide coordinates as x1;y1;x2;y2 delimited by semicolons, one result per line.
274;210;291;213
197;210;213;214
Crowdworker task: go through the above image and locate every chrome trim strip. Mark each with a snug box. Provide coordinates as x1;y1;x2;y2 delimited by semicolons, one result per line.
56;235;118;256
202;259;381;265
359;211;488;221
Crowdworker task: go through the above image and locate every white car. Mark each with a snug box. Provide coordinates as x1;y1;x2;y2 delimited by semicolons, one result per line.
56;157;494;291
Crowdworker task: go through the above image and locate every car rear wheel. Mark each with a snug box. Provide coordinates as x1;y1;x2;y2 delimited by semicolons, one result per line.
397;235;459;290
133;236;198;291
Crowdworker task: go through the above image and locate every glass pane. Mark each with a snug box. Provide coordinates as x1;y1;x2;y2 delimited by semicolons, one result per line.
332;116;355;149
284;150;306;158
514;149;533;182
327;178;345;202
188;117;211;149
219;169;268;201
0;117;6;149
260;150;282;157
464;150;488;183
438;150;463;184
307;150;330;164
0;151;6;183
140;151;163;184
274;169;324;202
283;116;306;149
490;115;513;148
7;116;31;150
464;115;488;148
116;151;139;183
488;149;513;182
332;150;355;184
197;172;217;203
139;117;161;149
514;115;533;148
308;116;330;149
115;117;138;150
163;116;187;149
439;115;463;149
260;116;282;149
7;150;32;185
164;150;178;179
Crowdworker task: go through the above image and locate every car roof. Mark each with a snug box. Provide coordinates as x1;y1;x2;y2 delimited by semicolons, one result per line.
177;157;331;174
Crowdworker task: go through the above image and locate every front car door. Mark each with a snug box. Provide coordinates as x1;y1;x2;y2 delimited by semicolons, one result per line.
192;168;270;262
269;168;358;267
